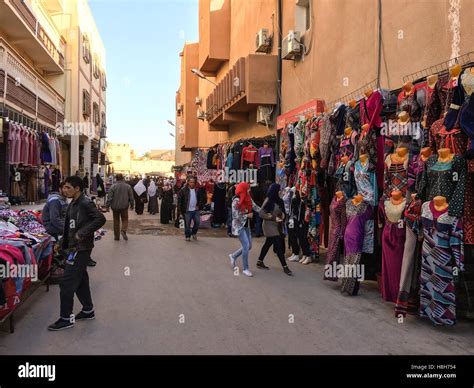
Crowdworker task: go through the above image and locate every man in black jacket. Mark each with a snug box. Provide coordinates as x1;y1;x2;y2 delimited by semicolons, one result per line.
48;176;106;331
178;177;204;241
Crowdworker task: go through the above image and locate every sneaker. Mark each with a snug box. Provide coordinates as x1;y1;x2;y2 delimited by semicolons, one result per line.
47;317;74;331
299;256;306;263
302;257;312;265
229;254;236;269
242;269;253;277
75;310;95;321
192;234;197;241
185;237;191;242
288;254;300;262
87;259;97;267
121;231;128;241
256;260;270;270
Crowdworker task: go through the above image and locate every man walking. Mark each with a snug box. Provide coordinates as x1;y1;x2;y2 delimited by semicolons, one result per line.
42;181;67;241
106;173;134;241
48;176;106;331
178;177;204;241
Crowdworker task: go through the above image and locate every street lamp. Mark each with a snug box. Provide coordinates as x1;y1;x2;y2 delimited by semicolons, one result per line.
191;68;217;86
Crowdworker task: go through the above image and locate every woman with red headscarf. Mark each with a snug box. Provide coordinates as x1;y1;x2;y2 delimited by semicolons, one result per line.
229;182;260;277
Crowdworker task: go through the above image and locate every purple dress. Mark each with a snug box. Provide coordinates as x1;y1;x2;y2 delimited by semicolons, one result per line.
379;200;407;303
325;196;347;281
341;200;373;295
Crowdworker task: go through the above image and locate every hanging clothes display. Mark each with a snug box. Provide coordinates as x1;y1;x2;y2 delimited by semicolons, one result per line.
420;201;463;326
383;155;409;199
324;195;347;281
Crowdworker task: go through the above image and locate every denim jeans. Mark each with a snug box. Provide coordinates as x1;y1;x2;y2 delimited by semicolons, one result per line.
253;211;263;236
184;210;200;238
231;226;252;271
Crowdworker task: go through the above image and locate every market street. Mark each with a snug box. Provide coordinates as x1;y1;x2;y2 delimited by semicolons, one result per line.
1;210;473;355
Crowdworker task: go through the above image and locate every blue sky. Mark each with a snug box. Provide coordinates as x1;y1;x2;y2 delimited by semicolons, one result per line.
89;0;198;155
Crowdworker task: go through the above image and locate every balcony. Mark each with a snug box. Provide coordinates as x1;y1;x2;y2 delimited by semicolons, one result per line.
205;54;278;130
199;0;230;76
0;0;64;74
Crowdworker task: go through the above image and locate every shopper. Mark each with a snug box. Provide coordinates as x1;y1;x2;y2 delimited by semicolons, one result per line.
226;184;236;237
106;173;134;241
147;180;159;215
42;181;67;241
48;175;106;331
83;172;90;196
229;182;260;277
160;182;173;224
287;188;312;264
133;178;147;215
257;183;293;276
96;173;106;205
178;177;204;241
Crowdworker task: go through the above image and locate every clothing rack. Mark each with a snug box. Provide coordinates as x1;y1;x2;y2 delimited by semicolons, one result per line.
402;51;474;84
325;79;378;109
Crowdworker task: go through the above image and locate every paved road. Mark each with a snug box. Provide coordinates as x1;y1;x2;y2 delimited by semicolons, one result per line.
1;210;473;355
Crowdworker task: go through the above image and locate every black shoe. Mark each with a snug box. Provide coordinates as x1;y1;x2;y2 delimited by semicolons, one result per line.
121;231;128;241
283;266;293;276
87;259;97;267
75;310;95;321
48;318;74;331
256;260;270;270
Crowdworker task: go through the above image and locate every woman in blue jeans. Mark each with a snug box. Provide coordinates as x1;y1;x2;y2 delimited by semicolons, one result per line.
229;182;260;277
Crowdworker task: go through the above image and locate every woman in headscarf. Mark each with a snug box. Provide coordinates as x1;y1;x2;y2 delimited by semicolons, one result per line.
133;178;147;215
96;173;106;205
147;180;159;215
228;182;260;277
160;181;173;224
257;183;293;276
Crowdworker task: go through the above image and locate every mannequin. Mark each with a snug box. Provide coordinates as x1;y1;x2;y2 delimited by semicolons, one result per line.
359;153;368;166
437;148;454;162
427;74;439;89
341;155;350;165
390;147;409;163
352;193;364;205
402;81;414;95
390;190;404;205
420;147;432;161
344;127;353;138
397;111;410;125
349;99;357;109
449;63;462;80
360;123;370;137
335;191;344;200
433;195;449;212
365;89;373;98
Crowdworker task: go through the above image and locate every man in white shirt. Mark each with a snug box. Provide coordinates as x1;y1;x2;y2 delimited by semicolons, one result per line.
178;177;204;241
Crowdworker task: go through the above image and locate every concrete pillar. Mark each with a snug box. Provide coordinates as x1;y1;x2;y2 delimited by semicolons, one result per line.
70;134;80;175
83;137;91;174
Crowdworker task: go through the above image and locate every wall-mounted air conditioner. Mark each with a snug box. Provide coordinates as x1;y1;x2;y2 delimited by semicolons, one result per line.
257;105;274;127
195;97;202;106
177;103;183;115
256;28;271;53
282;30;301;60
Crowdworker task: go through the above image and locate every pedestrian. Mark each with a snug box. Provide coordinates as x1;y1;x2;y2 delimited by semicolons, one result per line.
147;180;159;215
96;173;106;206
133;178;147;215
228;182;260;277
287;188;312;264
83;172;90;196
226;183;236;237
178;177;204;241
47;175;106;331
256;183;293;276
41;181;67;241
106;173;134;241
160;182;173;224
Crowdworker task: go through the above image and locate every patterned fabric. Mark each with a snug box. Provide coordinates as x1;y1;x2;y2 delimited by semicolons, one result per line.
336;131;358;170
420;201;464;325
354;160;377;206
334;160;356;199
325;196;347;281
341;200;373;295
383;155;409;199
355;126;377;172
318;114;333;168
418;154;466;218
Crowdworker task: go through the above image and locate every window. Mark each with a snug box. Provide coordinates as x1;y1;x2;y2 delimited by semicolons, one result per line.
82;89;91;117
82;35;91;64
295;0;311;33
101;72;107;91
93;102;99;126
101;111;106;127
93;55;100;79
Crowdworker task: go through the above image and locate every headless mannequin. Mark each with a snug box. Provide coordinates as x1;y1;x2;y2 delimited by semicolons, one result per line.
359;153;368;166
433;195;449;212
365;89;373;98
360;123;370;138
449;63;462;80
398;111;410;125
349;99;357;109
341;155;350;165
390;147;409;164
427;74;439;89
352;194;364;205
437;148;454;163
390;190;404;206
420;147;432;161
402;81;415;96
335;191;344;201
344;127;353;138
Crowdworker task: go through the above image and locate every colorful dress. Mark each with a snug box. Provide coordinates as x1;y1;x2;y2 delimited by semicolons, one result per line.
341;200;373;295
420;201;464;326
383;155;409;199
379;200;406;303
334;160;356;199
325;196;347;281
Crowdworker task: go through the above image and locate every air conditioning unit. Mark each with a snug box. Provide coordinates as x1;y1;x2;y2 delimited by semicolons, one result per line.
176;103;183;115
197;109;206;121
257;105;274;126
195;97;202;106
256;28;270;53
282;30;301;60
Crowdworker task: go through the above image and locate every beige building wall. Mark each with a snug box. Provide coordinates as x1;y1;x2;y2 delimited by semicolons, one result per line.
106;143;131;173
130;160;174;177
